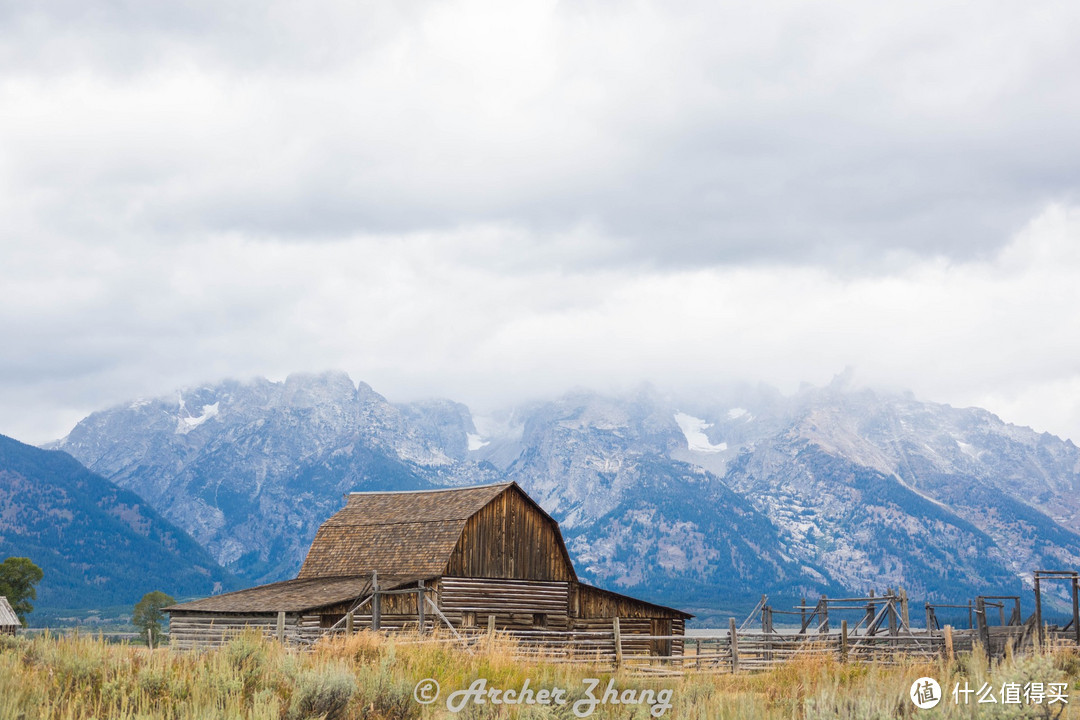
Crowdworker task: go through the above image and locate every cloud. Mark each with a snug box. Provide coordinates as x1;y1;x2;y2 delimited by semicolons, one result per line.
2;0;1080;442
3;204;1080;444
4;0;1080;263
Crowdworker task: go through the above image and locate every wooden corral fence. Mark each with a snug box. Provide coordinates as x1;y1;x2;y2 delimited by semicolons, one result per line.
336;616;947;676
373;574;1080;674
164;567;1080;675
383;619;1080;677
162;613;1078;676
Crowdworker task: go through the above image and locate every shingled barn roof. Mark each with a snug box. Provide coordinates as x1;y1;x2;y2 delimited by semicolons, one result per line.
0;596;19;628
297;483;517;579
165;574;425;613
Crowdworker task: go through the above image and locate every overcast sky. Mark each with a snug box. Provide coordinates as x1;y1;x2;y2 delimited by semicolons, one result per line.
2;0;1080;444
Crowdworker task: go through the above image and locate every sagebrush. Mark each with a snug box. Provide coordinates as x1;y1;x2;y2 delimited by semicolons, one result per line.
0;631;1076;719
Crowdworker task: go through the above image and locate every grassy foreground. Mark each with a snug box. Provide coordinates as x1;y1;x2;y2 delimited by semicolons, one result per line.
0;631;1077;719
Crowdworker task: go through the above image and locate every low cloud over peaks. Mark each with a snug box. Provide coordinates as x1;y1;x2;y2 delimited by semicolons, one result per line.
2;0;1080;443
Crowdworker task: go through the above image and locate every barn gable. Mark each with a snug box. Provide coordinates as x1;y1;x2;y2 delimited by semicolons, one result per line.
446;484;576;581
297;482;575;582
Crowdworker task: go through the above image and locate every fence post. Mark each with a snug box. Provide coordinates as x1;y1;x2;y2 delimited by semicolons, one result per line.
1034;576;1043;649
417;581;426;634
974;597;988;650
345;611;353;635
1072;575;1080;647
729;617;740;673
276;611;285;642
371;571;381;631
613;617;623;667
763;606;773;664
820;596;829;633
900;588;910;629
840;619;848;663
886;590;898;654
147;627;153;651
944;625;954;663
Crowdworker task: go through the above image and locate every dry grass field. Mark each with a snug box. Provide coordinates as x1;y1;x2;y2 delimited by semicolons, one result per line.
0;630;1077;719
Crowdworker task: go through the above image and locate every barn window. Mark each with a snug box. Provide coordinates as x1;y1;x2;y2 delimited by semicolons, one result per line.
462;611;476;627
532;613;547;628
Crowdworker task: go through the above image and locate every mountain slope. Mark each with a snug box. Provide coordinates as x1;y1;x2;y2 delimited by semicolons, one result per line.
53;372;1080;613
54;373;495;582
0;434;234;609
722;386;1080;592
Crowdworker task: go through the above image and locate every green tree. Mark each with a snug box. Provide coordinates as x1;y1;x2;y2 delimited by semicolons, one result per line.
0;557;44;623
132;590;175;646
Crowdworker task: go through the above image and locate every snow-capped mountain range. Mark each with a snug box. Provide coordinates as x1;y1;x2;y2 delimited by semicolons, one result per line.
51;371;1080;614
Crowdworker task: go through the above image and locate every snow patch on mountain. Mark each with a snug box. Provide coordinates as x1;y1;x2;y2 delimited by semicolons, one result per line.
956;440;979;458
673;412;727;453
176;400;219;434
472;414;524;441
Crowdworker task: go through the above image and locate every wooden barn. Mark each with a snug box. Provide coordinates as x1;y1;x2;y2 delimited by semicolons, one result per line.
167;482;691;653
0;596;20;635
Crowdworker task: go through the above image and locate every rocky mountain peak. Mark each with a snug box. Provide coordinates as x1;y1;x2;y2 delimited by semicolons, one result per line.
281;370;358;408
51;373;1080;614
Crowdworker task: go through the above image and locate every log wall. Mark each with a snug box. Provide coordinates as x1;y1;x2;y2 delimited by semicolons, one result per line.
323;615;437;633
569;617;685;656
438;576;571;630
169;612;324;649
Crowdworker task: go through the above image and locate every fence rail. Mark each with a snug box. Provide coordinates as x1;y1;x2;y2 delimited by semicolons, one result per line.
365;622;1011;675
95;608;1075;675
162;616;1066;673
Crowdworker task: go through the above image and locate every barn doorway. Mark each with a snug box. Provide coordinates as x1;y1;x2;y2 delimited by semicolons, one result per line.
650;619;672;656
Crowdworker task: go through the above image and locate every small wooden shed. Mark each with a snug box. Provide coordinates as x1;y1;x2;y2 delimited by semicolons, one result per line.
0;596;20;635
168;482;691;652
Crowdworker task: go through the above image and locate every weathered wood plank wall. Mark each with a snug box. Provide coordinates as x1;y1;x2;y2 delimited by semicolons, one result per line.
573;584;687;620
446;490;574;581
